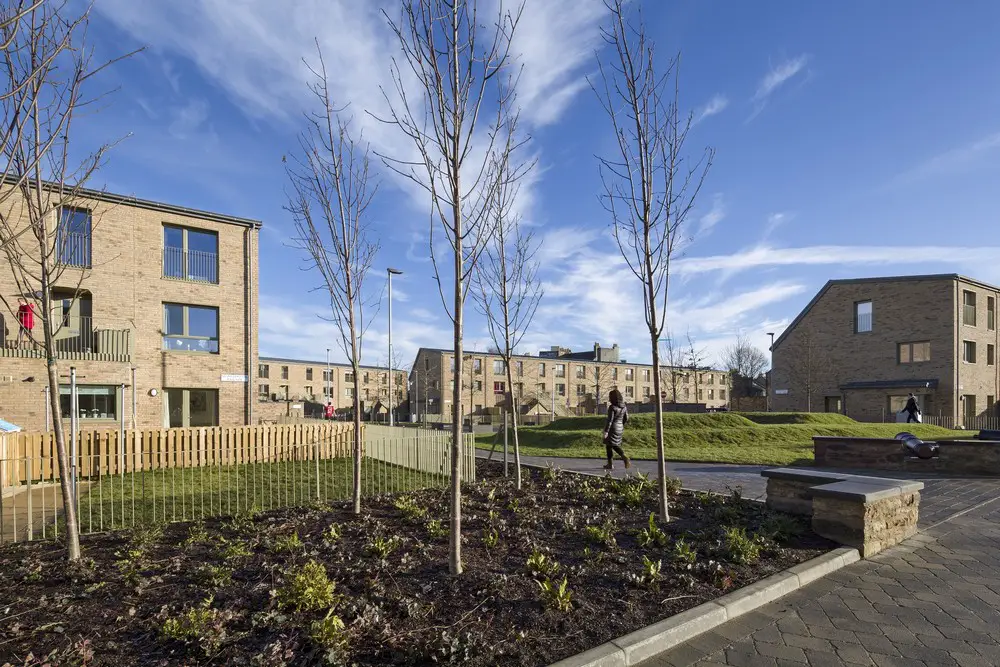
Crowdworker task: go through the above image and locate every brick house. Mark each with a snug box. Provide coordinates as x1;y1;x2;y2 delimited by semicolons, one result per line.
257;357;408;422
411;343;730;423
770;274;1000;423
0;184;260;431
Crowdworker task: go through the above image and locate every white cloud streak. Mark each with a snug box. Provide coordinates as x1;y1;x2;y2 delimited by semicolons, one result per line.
749;55;809;120
890;131;1000;186
693;94;729;125
697;193;726;236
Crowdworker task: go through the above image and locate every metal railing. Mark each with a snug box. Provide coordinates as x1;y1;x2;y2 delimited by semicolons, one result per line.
57;231;92;268
162;246;219;284
0;315;132;361
0;423;475;544
914;415;1000;431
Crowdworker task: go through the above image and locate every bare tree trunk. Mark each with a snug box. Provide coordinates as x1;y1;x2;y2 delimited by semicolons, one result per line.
44;325;80;559
646;268;669;522
504;362;521;489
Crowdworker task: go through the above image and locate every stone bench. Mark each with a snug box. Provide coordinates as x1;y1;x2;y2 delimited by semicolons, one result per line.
762;468;923;558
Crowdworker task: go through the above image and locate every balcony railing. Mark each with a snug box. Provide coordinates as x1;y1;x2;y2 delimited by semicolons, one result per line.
163;246;219;284
57;231;92;268
0;315;131;361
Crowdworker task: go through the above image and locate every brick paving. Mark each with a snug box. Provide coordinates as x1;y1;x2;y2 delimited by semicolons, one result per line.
638;495;1000;667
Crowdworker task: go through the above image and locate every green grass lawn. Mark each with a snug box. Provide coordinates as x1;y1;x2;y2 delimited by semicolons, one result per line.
476;414;958;466
76;457;447;534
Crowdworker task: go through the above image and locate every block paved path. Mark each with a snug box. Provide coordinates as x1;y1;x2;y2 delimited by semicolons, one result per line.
638;494;1000;667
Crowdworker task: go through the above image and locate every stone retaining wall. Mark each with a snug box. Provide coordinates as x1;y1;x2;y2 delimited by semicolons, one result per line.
814;436;1000;475
811;491;920;558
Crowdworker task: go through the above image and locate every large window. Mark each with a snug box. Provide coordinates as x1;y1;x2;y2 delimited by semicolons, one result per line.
516;361;523;377
898;341;930;364
165;389;218;427
578;384;587;396
963;340;977;364
963;290;977;326
281;366;289;380
57;207;92;268
855;301;872;333
493;360;504;374
60;385;116;420
625;368;634;381
556;383;566;396
539;362;546;377
259;384;270;401
555;364;566;378
163;225;219;284
163;303;219;353
990;297;996;331
306;368;313;381
259;364;270;379
577;366;587;379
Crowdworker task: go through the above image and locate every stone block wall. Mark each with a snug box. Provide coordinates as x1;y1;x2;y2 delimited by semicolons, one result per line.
811;491;920;558
815;436;1000;475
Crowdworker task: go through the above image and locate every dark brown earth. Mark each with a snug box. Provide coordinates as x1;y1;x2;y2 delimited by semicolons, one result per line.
0;461;834;667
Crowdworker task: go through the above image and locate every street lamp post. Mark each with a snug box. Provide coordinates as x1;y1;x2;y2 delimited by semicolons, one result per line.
387;268;403;426
766;332;775;412
326;348;331;415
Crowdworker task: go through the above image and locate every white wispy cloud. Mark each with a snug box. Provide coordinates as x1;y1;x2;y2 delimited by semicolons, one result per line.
749;55;810;119
697;193;726;236
890;131;1000;186
693;94;729;125
675;244;1000;277
761;211;793;240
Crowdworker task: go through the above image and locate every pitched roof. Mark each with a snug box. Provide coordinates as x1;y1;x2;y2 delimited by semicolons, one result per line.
771;273;1000;350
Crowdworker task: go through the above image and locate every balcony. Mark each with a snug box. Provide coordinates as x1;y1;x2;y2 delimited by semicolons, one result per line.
0;315;132;362
57;231;92;268
163;246;219;284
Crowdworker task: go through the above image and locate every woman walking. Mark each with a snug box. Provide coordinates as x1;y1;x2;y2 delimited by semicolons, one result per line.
603;389;631;470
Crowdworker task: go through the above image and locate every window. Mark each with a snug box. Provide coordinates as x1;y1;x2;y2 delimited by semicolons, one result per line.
683;387;690;399
516;361;523;377
306;368;313;381
577;384;587;396
964;340;977;363
345;372;355;383
855;301;872;333
304;385;314;398
323;370;332;382
363;372;370;383
494;381;505;393
473;358;482;373
625;386;634;398
515;382;524;396
555;364;566;378
642;369;650;382
346;387;355;398
259;384;269;400
898;342;931;364
278;385;289;400
556;383;566;396
449;380;456;391
825;396;842;413
643;386;651;397
163;303;219;353
323;386;332;398
625;368;634;381
449;357;455;372
539;363;546;377
577;366;586;379
163;224;219;283
60;385;116;420
425;357;430;370
698;389;704;400
259;364;270;379
612;368;618;380
538;382;546;394
164;389;218;427
963;290;977;326
990;297;996;331
281;366;289;380
989;345;996;366
708;374;715;385
57;207;92;268
719;389;726;400
493;360;504;374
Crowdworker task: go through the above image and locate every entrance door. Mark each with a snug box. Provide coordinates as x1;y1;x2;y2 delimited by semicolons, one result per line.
824;396;842;413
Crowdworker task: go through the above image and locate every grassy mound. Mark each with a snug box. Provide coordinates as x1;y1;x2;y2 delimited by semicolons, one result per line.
546;412;756;431
483;422;956;466
739;412;857;425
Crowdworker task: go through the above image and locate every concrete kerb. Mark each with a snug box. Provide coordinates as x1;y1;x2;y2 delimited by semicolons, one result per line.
546;547;860;667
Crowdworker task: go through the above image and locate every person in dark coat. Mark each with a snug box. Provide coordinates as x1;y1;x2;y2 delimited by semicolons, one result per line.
602;389;631;470
904;393;921;423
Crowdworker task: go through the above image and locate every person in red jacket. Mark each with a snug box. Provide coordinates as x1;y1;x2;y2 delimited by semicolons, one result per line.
16;298;35;347
324;401;335;420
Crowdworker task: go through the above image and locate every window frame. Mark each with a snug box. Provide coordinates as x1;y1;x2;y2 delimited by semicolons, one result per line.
162;223;220;284
989;297;996;331
855;300;873;333
59;384;117;420
963;290;977;327
989;344;996;367
57;206;93;268
963;340;977;364
162;303;220;353
897;341;931;364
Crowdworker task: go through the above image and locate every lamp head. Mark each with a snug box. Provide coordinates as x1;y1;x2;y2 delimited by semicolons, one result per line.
387;268;403;275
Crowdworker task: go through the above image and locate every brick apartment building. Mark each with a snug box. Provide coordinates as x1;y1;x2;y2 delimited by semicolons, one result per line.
411;343;730;422
0;184;260;431
770;274;1000;423
258;357;408;421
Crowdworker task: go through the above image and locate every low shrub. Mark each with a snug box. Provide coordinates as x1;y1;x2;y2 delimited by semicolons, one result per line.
276;560;337;613
537;576;573;612
722;526;763;565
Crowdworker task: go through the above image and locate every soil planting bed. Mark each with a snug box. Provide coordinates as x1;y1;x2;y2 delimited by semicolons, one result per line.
0;460;834;666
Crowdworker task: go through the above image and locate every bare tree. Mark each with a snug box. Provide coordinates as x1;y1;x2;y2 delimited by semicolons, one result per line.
660;331;685;402
721;331;768;410
379;0;524;574
473;138;540;490
686;331;710;403
593;0;713;522
0;1;138;561
286;46;380;515
783;329;836;413
593;360;618;413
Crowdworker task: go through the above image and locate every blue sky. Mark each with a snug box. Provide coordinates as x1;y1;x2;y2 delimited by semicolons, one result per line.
78;0;1000;369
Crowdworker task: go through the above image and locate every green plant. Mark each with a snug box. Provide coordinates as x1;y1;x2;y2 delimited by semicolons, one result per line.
638;555;662;589
672;537;697;565
759;514;805;542
184;522;210;547
161;597;230;654
636;513;668;548
220;540;253;562
310;610;349;657
722;526;763;564
526;548;560;578
114;547;146;584
583;520;617;548
129;524;164;547
276;560;337;613
367;535;401;560
225;507;261;532
324;523;343;544
483;528;500;549
196;564;233;588
506;497;520;513
579;480;604;503
394;495;427;522
271;532;304;554
615;475;651;508
487;509;499;524
541;465;559;483
537;576;573;612
426;519;447;540
486;486;497;504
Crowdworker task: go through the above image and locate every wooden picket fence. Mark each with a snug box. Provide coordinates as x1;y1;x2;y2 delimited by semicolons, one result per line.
0;422;355;488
